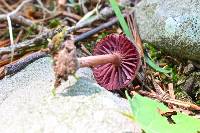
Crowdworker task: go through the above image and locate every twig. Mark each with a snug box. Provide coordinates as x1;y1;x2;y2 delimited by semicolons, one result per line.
36;0;55;14
62;11;82;21
35;11;82;23
1;0;13;11
64;17;77;24
138;90;200;111
167;83;175;108
127;11;144;57
0;53;23;67
0;15;35;27
0;7;8;14
152;79;164;95
0;28;61;55
14;29;24;44
0;51;49;79
0;6;115;55
10;0;24;9
137;90;158;99
164;99;200;111
0;14;49;33
1;0;33;62
0;0;48;31
168;83;175;99
135;71;152;91
0;7;137;79
0;39;10;48
0;0;32;19
72;7;114;30
0;16;119;79
80;44;92;56
75;17;118;41
7;15;14;61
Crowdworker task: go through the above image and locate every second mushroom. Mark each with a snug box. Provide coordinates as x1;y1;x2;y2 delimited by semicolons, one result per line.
54;34;141;90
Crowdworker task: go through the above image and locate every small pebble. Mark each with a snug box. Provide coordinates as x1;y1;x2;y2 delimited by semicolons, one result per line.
183;63;195;75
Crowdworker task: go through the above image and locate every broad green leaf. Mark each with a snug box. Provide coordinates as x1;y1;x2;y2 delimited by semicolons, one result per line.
144;55;172;74
126;92;200;133
108;0;133;39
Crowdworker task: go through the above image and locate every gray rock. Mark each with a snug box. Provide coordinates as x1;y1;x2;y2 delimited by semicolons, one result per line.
135;0;200;62
183;62;195;75
0;57;141;133
178;72;200;101
183;76;195;97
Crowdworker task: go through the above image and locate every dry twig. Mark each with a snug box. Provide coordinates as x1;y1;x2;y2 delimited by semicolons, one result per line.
137;90;200;111
0;16;119;79
0;6;115;55
0;0;32;19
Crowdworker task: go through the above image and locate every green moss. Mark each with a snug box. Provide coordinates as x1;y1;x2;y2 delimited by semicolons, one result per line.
144;42;197;103
96;32;109;42
144;43;162;60
26;24;38;36
48;19;61;28
84;42;94;53
196;100;200;106
79;32;110;53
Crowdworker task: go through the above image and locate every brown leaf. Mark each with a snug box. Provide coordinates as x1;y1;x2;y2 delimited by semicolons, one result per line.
0;39;10;48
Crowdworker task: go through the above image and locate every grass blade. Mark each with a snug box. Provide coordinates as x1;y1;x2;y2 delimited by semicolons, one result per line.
144;55;172;74
108;0;133;39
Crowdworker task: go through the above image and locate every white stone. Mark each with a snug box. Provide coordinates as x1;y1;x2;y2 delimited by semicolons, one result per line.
0;57;141;133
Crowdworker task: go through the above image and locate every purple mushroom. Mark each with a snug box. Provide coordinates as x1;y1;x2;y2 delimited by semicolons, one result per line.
54;34;141;90
92;34;141;90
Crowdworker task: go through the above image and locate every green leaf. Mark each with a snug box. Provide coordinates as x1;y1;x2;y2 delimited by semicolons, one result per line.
126;92;200;133
108;0;133;39
144;55;172;74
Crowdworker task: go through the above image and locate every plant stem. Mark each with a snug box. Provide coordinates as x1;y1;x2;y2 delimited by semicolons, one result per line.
78;53;121;67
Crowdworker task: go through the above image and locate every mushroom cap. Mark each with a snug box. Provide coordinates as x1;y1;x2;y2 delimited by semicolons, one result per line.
93;34;141;90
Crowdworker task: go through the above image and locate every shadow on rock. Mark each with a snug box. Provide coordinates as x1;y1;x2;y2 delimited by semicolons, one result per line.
60;77;102;97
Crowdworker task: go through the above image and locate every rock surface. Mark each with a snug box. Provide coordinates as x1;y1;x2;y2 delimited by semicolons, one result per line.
135;0;200;62
0;57;141;133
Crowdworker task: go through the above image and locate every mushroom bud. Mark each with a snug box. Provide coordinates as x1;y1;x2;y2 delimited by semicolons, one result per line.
54;34;141;90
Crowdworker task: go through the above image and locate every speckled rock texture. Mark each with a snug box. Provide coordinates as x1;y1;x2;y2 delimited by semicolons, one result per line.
135;0;200;62
0;57;141;133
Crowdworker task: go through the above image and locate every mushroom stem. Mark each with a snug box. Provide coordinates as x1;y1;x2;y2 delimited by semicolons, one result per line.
78;53;121;68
